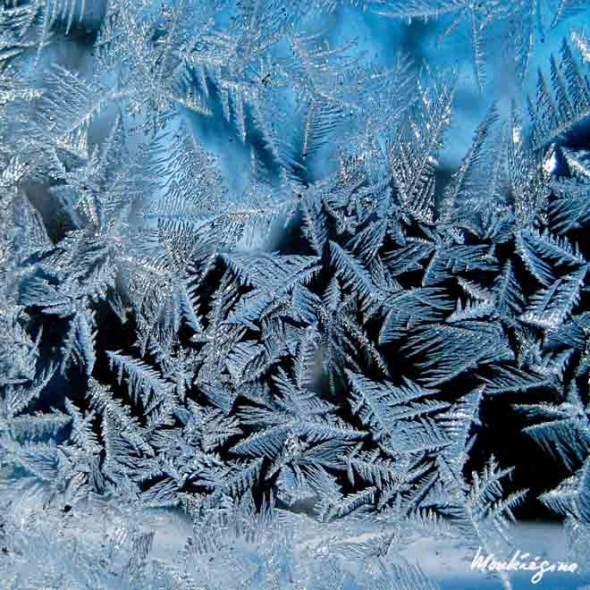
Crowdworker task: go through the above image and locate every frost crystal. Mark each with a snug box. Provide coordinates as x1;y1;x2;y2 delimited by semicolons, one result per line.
1;1;589;588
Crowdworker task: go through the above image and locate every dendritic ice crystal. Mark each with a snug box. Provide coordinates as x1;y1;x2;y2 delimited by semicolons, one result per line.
1;1;590;589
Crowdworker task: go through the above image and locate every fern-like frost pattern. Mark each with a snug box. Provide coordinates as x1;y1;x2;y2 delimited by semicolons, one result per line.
1;1;590;588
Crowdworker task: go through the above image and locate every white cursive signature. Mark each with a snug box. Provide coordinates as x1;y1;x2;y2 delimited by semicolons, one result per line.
470;546;579;585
